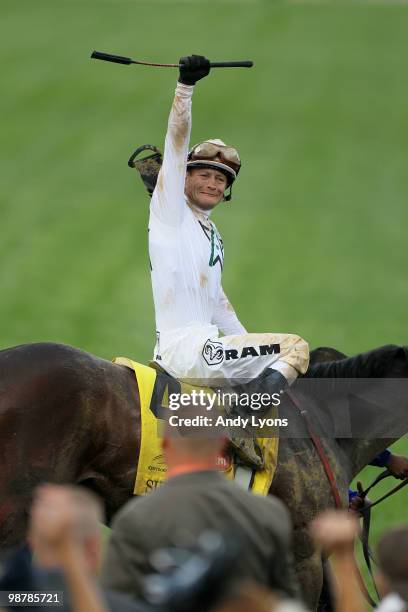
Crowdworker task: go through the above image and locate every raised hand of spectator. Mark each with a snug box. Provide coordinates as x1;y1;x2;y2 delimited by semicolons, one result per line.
28;484;108;612
310;510;364;612
310;510;359;555
29;484;82;563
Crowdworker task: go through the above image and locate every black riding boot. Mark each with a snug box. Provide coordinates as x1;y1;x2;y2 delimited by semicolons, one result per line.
232;368;288;418
225;369;289;467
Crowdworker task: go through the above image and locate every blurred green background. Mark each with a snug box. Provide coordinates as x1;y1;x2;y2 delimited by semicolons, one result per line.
1;0;407;593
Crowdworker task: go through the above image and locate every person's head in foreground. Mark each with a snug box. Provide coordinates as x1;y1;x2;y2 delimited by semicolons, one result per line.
162;419;227;477
376;524;408;610
185;139;241;210
29;484;104;575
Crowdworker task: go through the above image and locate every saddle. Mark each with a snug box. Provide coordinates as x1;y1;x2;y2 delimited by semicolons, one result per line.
114;357;278;496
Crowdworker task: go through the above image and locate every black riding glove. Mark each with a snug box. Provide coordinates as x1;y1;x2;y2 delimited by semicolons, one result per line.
178;54;210;86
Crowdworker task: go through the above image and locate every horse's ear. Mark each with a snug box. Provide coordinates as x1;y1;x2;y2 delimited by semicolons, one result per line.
310;347;347;365
128;145;163;197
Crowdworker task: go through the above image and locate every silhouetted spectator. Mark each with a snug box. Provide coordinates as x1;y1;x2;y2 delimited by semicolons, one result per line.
101;431;298;602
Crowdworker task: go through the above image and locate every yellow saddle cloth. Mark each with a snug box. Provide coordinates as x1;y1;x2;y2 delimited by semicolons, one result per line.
113;357;279;497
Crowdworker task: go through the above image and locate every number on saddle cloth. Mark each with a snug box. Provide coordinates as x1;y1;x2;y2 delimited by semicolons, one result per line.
149;372;217;420
128;144;163;197
149;370;181;419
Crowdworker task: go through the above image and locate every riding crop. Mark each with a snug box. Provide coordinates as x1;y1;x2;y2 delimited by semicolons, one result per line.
91;51;253;69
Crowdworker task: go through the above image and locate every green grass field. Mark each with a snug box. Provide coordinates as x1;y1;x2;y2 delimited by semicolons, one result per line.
1;0;407;599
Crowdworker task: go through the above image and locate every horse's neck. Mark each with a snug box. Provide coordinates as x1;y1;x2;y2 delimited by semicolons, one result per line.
334;379;407;479
307;345;408;482
293;377;407;482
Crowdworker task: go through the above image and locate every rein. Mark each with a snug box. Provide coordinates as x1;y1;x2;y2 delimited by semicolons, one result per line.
358;470;408;511
286;390;343;508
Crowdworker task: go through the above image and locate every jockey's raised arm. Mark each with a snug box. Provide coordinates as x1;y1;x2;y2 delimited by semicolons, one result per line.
150;82;192;227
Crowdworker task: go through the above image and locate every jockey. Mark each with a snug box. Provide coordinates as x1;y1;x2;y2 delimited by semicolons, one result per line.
149;54;309;405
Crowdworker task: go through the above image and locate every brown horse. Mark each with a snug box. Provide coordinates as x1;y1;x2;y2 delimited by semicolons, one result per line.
0;341;407;610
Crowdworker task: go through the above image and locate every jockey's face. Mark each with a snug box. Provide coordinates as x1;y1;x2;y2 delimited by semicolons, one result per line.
185;167;228;210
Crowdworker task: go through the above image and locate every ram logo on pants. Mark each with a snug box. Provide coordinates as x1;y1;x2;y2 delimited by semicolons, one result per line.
202;339;225;366
202;339;281;367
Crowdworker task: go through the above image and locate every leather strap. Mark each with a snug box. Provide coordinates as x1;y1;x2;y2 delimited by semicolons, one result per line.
286;390;342;508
